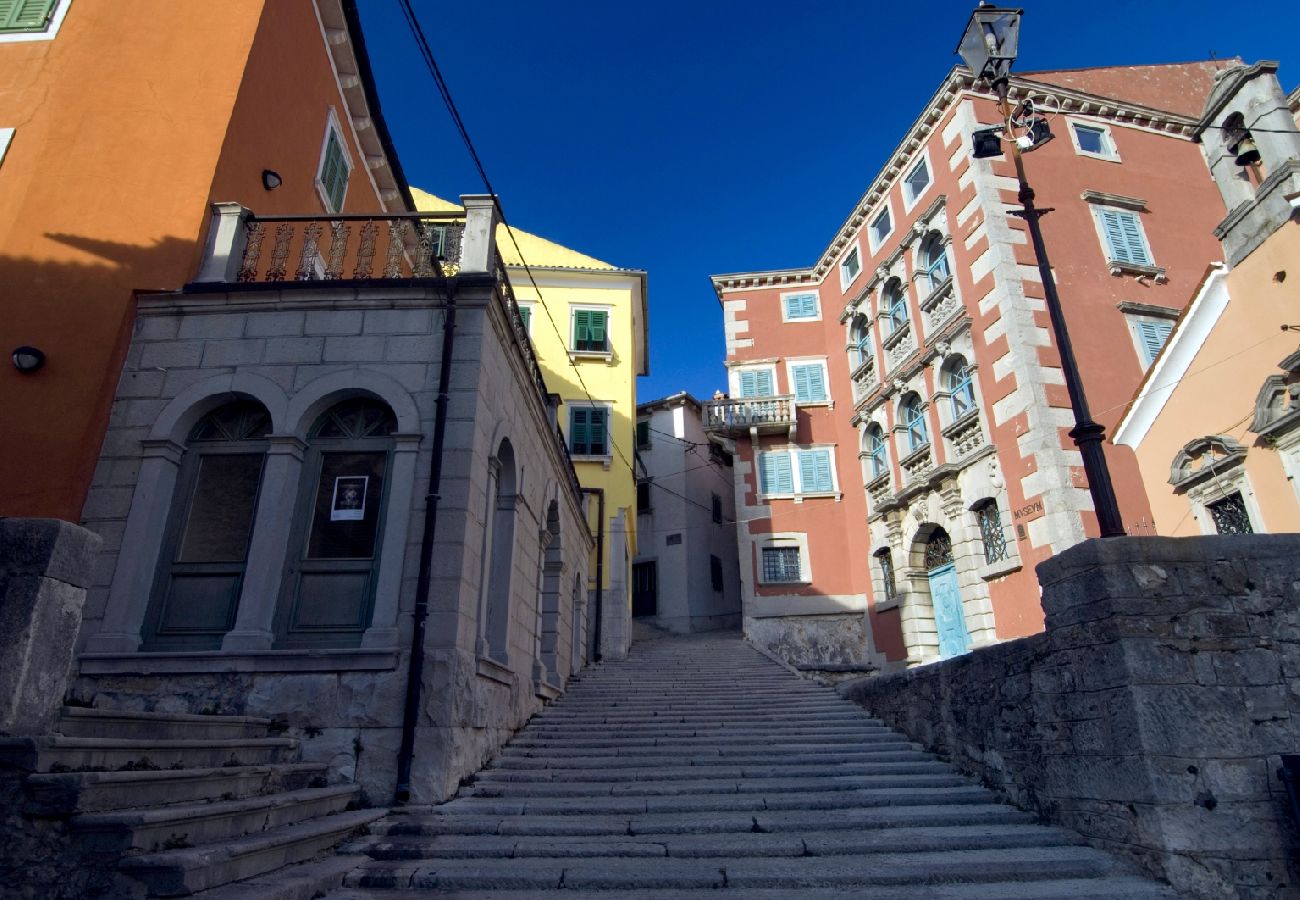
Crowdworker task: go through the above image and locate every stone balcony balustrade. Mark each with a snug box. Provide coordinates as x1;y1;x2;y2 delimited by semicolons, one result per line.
920;276;961;334
882;320;916;372
850;355;880;404
703;395;797;440
942;409;986;461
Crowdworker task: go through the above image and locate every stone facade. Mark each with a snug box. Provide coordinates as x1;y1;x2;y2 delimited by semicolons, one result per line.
841;534;1300;899
70;199;595;805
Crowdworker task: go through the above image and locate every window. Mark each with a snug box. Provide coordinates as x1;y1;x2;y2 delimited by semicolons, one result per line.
710;554;724;592
568;406;608;457
850;314;873;367
944;358;975;420
920;233;950;294
709;442;733;467
840;245;862;288
1134;319;1173;368
875;548;897;604
636;479;652;514
1207;492;1253;535
1094;208;1153;267
865;424;888;480
666;533;682;545
761;547;802;583
789;361;829;404
883;282;909;334
904;158;931;206
0;127;13;166
571;308;610;354
736;367;776;398
782;291;820;322
869;206;893;250
759;448;836;497
974;500;1009;564
901;394;928;453
1069;121;1120;161
635;420;651;450
0;0;67;39
711;492;722;524
316;112;351;214
517;305;532;334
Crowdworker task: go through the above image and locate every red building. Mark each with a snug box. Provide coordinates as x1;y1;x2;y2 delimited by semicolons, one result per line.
706;62;1228;669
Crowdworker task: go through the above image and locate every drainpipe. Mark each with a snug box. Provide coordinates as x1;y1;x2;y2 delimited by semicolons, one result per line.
394;281;457;806
582;487;605;663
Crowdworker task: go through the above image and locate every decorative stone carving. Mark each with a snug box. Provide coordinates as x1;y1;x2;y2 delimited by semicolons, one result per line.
943;410;986;460
1168;435;1248;491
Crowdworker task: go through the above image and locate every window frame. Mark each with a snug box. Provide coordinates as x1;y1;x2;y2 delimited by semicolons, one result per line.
883;282;910;334
0;127;13;167
710;554;724;592
780;290;822;323
756;533;812;586
839;243;863;291
314;108;353;215
874;547;898;608
902;152;934;211
570;305;613;357
868;202;894;252
1121;308;1177;371
944;359;976;421
920;233;951;295
567;402;612;460
757;446;839;500
731;364;778;399
0;0;70;43
901;395;929;454
1068;118;1121;162
516;303;533;336
1090;205;1154;269
711;492;723;524
864;424;889;481
786;358;831;406
636;478;653;515
635;419;651;451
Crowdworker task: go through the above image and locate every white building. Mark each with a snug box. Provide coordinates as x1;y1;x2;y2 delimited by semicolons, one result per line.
633;393;742;633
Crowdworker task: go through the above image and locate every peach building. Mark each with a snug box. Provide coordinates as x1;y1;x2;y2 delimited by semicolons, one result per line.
707;61;1230;670
1115;62;1300;535
0;0;407;521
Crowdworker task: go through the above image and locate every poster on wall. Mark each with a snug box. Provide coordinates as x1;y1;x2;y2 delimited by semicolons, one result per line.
330;476;368;521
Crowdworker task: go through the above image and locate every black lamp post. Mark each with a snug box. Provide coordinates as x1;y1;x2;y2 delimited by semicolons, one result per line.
955;5;1126;539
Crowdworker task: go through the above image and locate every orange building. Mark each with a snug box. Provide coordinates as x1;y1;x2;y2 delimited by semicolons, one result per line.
1115;62;1300;535
0;0;408;520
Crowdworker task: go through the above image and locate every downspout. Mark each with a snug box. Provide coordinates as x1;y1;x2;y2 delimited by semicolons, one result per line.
394;281;457;805
582;487;605;663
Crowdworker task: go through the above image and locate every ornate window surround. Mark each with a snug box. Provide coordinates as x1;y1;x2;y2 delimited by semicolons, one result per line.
1169;435;1265;535
1249;350;1300;507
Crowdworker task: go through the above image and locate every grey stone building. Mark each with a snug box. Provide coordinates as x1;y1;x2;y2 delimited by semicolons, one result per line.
70;197;595;805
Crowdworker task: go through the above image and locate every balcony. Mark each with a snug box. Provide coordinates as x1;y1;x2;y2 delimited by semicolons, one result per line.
703;395;797;439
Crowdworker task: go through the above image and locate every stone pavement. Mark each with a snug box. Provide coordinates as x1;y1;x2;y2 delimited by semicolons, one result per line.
329;631;1177;897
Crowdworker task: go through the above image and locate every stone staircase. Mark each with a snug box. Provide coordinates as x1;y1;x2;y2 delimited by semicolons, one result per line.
1;706;384;897
330;632;1177;898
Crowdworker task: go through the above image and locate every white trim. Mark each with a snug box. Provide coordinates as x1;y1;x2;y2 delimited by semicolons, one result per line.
756;532;812;585
838;242;863;292
314;107;352;214
757;445;841;501
867;200;895;254
1187;468;1265;536
1088;202;1155;270
1067;117;1121;163
901;150;935;213
779;289;822;323
568;303;614;359
566;400;615;465
1113;265;1231;448
784;357;831;406
1123;310;1175;372
0;127;13;166
0;0;71;44
729;362;778;399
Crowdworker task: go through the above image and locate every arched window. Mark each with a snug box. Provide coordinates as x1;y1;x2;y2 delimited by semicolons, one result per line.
943;356;976;420
875;547;897;604
277;397;397;647
482;439;517;663
865;424;888;480
850;314;872;367
883;280;909;334
920;232;950;293
974;499;1008;564
901;394;928;453
143;400;271;650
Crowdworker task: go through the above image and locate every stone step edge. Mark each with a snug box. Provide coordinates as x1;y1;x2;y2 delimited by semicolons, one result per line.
71;783;358;832
60;707;273;727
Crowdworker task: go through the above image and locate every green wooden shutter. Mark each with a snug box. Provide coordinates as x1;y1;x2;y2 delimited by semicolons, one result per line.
569;408;588;455
1137;320;1173;366
320;130;349;213
1;0;56;32
587;407;607;455
518;306;530;331
635;420;650;449
573;309;590;348
588;310;607;349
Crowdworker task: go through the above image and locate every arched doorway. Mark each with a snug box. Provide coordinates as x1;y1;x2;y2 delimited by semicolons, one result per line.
925;527;969;658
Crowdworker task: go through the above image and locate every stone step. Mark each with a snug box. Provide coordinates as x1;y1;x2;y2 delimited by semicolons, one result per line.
485;756;936;782
117;807;384;896
474;761;952;787
524;717;880;731
466;771;964;798
184;855;357;900
346;823;1083;861
431;785;991;818
341;845;1118;891
370;802;1033;838
57;707;273;741
507;732;899;750
71;784;359;852
327;876;1176;898
0;735;298;773
24;762;328;815
493;747;921;769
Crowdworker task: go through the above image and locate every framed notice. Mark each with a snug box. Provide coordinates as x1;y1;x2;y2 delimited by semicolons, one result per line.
330;476;368;521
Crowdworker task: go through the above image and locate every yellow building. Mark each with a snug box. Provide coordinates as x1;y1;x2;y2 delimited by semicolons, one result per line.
412;189;648;658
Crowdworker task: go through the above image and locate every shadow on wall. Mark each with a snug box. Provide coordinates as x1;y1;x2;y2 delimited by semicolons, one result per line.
0;233;203;519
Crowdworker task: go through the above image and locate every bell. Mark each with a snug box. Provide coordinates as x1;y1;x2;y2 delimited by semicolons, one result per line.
1233;134;1261;166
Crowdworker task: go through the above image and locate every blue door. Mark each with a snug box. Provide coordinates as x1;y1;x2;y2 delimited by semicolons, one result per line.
925;528;969;659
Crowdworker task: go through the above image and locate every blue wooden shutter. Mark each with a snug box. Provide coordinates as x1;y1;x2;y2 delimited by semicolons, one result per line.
1137;320;1173;366
1117;212;1152;265
786;293;817;318
739;371;757;397
1099;210;1127;261
799;450;833;493
792;364;825;403
569;408;589;454
754;369;773;397
760;452;793;494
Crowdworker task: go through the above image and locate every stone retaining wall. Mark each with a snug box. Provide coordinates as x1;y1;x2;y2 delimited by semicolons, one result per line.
840;535;1300;900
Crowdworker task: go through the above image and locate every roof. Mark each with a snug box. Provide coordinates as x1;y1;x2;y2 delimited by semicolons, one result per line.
410;189;616;270
637;391;703;414
1023;59;1236;120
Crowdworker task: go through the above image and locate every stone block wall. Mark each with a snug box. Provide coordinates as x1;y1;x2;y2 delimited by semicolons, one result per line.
840;535;1300;900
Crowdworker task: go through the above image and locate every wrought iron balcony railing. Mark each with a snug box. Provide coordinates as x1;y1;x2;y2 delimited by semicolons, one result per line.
703;395;797;437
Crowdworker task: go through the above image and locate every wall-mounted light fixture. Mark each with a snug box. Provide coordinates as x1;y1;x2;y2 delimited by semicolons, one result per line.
262;169;283;191
11;346;45;373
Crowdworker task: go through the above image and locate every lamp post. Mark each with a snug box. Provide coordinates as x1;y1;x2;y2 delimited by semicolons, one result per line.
955;5;1126;538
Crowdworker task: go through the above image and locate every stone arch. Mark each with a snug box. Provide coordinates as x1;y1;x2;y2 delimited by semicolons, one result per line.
897;522;971;661
150;372;289;442
286;368;420;440
481;438;518;664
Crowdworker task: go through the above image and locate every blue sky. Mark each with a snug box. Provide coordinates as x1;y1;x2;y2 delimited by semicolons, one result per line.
356;1;1299;402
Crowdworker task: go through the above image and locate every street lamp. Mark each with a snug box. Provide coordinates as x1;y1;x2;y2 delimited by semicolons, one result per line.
955;5;1126;538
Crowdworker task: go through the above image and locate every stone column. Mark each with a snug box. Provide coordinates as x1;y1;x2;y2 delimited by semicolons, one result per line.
1;519;101;735
84;439;183;654
194;202;251;283
362;434;421;649
458;194;500;274
222;434;306;652
474;457;500;659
